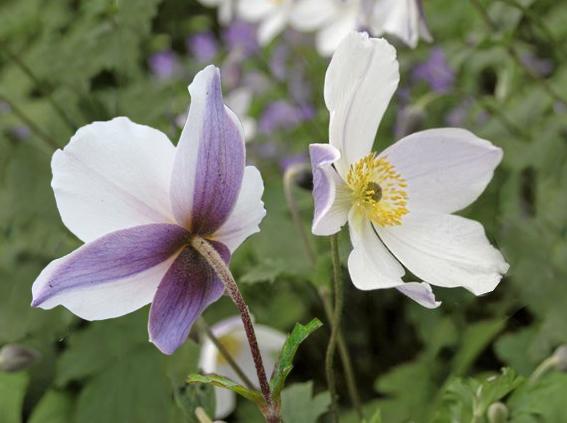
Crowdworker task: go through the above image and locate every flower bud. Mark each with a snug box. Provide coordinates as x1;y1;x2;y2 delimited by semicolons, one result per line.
552;345;567;371
487;402;509;423
0;344;41;372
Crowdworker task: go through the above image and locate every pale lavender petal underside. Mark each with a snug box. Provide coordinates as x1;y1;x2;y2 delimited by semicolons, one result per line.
309;143;348;236
32;224;189;307
148;240;229;355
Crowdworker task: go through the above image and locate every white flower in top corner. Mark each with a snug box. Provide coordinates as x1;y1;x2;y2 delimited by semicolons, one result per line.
310;32;509;308
237;0;295;46
369;0;432;48
290;0;361;56
199;317;286;418
198;0;236;24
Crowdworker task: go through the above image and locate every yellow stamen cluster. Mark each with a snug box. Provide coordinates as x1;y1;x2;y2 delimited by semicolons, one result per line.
216;334;243;366
346;153;408;227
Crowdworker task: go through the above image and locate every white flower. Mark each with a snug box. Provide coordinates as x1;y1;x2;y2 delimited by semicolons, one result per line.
198;0;236;24
199;317;286;418
369;0;432;48
237;0;295;45
290;0;362;56
31;66;266;354
309;32;508;308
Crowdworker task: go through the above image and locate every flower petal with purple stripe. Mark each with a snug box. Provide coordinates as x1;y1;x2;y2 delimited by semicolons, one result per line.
170;66;245;235
149;241;229;355
32;224;189;319
310;143;349;236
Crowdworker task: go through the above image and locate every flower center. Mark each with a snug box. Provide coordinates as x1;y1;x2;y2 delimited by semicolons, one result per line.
215;333;243;366
346;153;408;227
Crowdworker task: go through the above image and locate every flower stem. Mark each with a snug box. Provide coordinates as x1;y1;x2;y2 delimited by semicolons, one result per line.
191;236;279;423
198;319;256;390
529;356;558;383
326;234;344;423
283;166;363;419
283;163;317;265
470;0;567;107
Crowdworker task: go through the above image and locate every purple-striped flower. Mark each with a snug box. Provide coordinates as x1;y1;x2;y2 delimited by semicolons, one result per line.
31;66;266;355
310;33;508;307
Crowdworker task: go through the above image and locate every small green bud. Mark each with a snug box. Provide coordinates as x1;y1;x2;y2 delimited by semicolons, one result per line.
487;402;509;423
0;344;41;372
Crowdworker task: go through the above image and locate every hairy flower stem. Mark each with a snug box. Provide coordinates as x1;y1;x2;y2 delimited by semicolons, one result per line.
191;236;279;423
283;165;363;419
198;319;256;390
326;234;344;423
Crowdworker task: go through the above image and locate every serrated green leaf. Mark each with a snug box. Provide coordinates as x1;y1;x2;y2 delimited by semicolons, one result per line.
270;319;323;398
280;382;330;423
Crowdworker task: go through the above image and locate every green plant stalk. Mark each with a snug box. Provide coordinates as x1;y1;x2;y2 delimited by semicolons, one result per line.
326;234;344;423
469;0;567;108
198;319;256;390
283;165;363;418
529;355;558;383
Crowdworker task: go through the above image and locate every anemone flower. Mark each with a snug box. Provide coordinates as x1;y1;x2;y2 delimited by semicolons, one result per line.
370;0;432;48
199;317;286;418
237;0;295;46
31;65;266;354
310;32;508;308
290;0;361;56
198;0;235;24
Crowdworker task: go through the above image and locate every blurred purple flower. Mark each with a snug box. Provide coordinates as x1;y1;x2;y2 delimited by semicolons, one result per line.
270;45;290;81
187;31;219;63
446;100;471;127
10;126;31;140
521;52;553;77
279;153;308;172
258;101;313;134
148;50;179;80
223;21;259;57
413;48;454;93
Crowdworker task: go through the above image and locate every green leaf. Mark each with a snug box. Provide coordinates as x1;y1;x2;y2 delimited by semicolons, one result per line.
240;259;289;284
0;372;28;423
173;382;215;423
508;373;567;422
29;390;74;423
75;347;172;423
187;373;265;405
280;382;330;423
452;319;506;375
270;319;323;398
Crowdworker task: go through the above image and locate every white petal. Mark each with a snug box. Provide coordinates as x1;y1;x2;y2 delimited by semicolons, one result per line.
382;128;503;214
395;282;441;309
52;117;175;242
213;166;266;252
315;7;358;56
289;0;339;31
257;6;290;45
237;0;278;21
325;32;399;176
33;252;178;321
347;210;406;290
378;211;509;295
371;0;420;48
218;0;234;24
214;386;237;419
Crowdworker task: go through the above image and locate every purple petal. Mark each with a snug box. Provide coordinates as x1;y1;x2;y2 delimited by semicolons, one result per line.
310;143;348;236
395;282;441;309
171;66;245;235
187;32;219;63
32;224;189;308
149;241;229;355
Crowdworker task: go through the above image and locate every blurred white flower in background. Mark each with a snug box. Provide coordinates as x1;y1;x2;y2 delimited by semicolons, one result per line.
198;0;236;24
199;317;286;418
237;0;296;45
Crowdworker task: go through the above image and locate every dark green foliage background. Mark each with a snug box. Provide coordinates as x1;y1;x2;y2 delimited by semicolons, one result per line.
1;0;567;421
